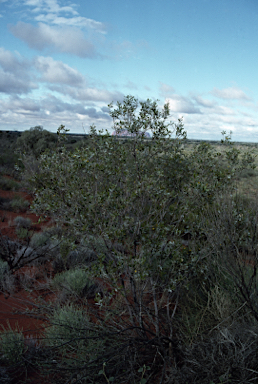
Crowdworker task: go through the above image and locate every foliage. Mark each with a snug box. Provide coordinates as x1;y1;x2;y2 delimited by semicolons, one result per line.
0;323;26;365
0;195;29;213
0;131;21;173
25;96;257;382
14;216;32;229
16;125;57;158
166;322;258;384
203;194;258;324
0;258;15;293
50;268;94;297
14;216;32;240
44;304;106;382
30;231;50;248
10;195;30;212
0;176;20;191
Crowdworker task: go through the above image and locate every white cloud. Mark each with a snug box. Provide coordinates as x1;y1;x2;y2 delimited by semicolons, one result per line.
192;95;216;108
23;0;78;15
0;68;37;94
211;86;251;100
159;82;175;96
166;95;201;114
124;81;138;90
10;22;99;58
35;56;85;85
0;47;28;73
35;14;107;31
49;84;123;103
0;48;37;94
22;0;106;32
0;93;112;132
159;87;258;141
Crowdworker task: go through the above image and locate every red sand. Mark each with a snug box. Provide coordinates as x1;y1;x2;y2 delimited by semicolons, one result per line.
0;181;55;383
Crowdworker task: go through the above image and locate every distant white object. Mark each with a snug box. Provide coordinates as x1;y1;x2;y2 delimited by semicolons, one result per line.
112;129;150;138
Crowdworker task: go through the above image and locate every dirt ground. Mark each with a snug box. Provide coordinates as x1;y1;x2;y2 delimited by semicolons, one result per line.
0;179;56;383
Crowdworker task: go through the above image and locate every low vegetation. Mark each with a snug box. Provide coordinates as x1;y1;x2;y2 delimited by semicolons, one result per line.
1;96;258;383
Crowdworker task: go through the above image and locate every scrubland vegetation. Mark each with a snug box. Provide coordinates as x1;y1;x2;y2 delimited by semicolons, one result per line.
2;96;258;383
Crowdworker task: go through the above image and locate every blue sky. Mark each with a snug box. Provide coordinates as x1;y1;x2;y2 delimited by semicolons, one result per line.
0;0;258;141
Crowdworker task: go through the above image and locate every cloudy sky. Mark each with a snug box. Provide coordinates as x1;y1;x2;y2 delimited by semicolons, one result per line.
0;0;258;141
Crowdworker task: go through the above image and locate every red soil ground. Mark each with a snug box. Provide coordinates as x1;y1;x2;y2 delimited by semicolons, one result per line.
0;179;55;383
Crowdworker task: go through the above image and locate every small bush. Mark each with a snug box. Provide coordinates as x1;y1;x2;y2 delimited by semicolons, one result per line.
66;247;97;268
10;196;29;212
51;268;94;297
0;177;20;191
0;323;26;365
30;232;50;248
14;216;32;229
0;259;9;289
0;366;11;383
15;227;32;240
167;323;258;384
0;259;15;293
14;217;32;239
239;168;257;178
44;304;105;381
0;195;30;212
0;197;11;210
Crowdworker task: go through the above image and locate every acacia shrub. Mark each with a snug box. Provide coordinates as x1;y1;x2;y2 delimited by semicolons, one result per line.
26;96;256;382
16;126;57;158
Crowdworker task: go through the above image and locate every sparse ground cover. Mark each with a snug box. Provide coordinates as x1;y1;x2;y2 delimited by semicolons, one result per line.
2;99;258;383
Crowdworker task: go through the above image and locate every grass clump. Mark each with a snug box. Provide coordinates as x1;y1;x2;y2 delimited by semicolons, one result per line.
10;196;30;212
30;232;50;248
0;259;15;293
51;268;94;297
0;176;20;191
14;216;33;239
0;323;26;365
14;216;32;228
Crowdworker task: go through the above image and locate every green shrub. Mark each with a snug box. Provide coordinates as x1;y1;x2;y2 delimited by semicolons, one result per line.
14;216;33;239
15;227;32;239
0;259;9;289
27;96;257;383
239;168;257;178
0;323;26;365
51;268;93;297
0;259;15;293
0;176;20;191
16;126;57;158
167;322;258;384
14;216;32;228
30;232;50;248
10;196;29;212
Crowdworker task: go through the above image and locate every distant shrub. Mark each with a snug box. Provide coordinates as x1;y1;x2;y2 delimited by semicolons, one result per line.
16;126;57;158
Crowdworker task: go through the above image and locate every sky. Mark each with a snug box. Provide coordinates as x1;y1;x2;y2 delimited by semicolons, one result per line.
0;0;258;141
